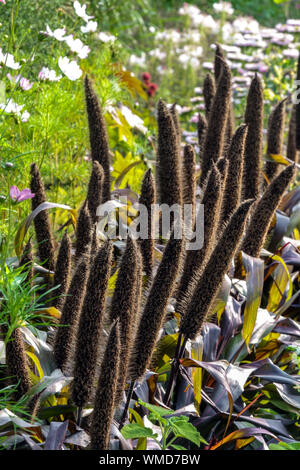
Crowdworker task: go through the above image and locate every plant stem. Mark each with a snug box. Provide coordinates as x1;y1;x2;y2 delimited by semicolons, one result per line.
163;333;186;406
119;380;135;430
76;406;82;427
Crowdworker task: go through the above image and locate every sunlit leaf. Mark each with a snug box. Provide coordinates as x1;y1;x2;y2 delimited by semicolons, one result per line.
241;252;264;348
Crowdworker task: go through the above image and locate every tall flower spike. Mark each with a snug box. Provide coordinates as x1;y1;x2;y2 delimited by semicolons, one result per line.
180;199;254;340
87;161;104;224
287;105;298;167
170;103;182;150
182;144;196;227
129;232;184;381
4;327;31;401
214;44;234;150
72;241;113;408
75;201;93;262
52;231;71;310
176;165;223;315
242;74;264;201
30;163;55;271
264;99;287;183
138;169;156;278
90;322;120;450
241;164;296;258
84;75;111;202
53;254;90;372
221;124;248;226
200;61;232;185
296;51;300;150
203;73;216;121
109;236;140;403
157;100;182;207
214;43;225;84
197;113;207;158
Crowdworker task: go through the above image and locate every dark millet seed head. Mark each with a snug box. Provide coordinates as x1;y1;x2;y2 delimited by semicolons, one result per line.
30;163;55;271
182;144;196;225
241;164;296;258
52;230;72;310
53;254;90;372
72;241;113;408
75;200;93;262
221;124;248;226
157;99;182;207
264;99;287;183
129;232;184;381
87;161;104;224
4;327;31;401
287;105;298;168
214;43;226;84
180;199;254;340
242;74;264;201
90;322;120;450
200;60;232;186
84;75;111;202
197;113;207;160
138;169;156;278
109;236;140;403
295;51;300;150
203;73;216;121
176;165;223;315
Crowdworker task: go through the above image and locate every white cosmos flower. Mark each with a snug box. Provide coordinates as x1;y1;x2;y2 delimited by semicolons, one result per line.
98;32;116;42
73;1;93;22
64;35;90;59
0;98;30;121
81;20;97;33
213;2;234;15
58;56;82;80
0;49;20;70
129;53;146;67
38;67;62;81
45;25;66;41
120;106;147;134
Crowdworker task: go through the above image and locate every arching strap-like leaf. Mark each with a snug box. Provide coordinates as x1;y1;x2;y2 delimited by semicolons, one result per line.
241;252;264;348
209;427;278;450
14;202;76;257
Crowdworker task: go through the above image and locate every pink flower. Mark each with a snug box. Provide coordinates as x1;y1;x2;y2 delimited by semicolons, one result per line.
19;77;33;91
10;186;35;202
0;0;6;4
